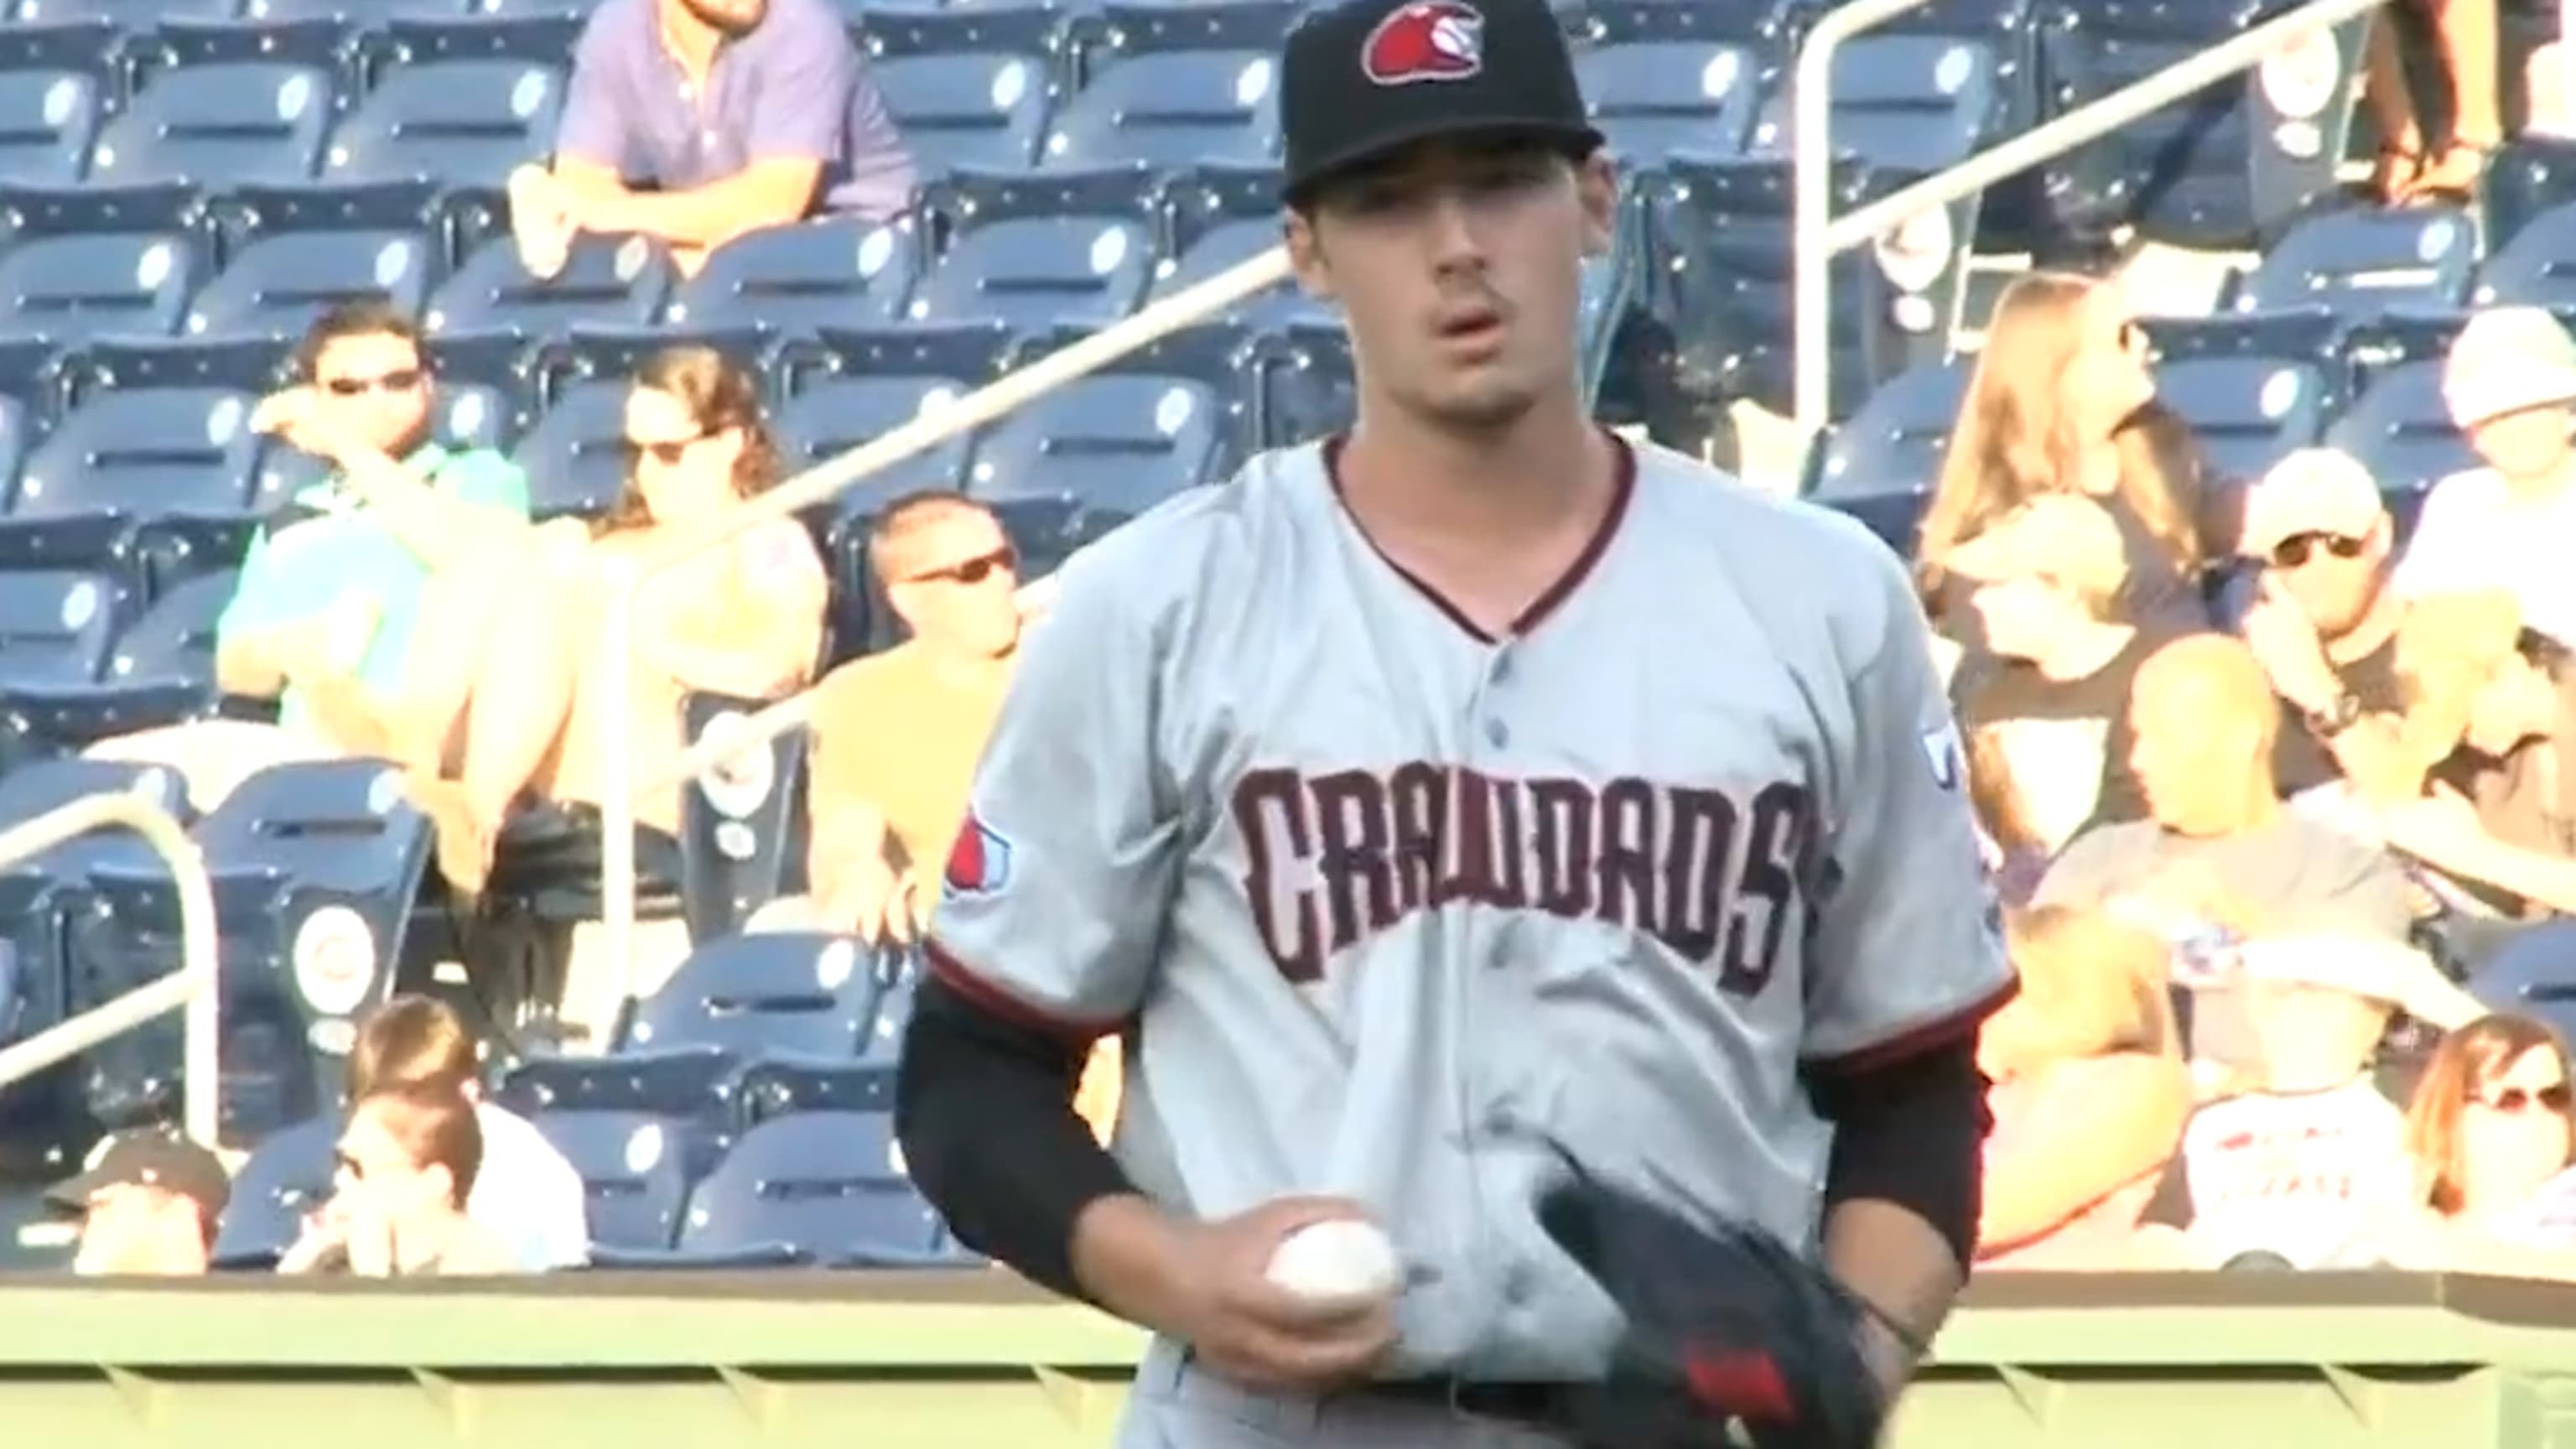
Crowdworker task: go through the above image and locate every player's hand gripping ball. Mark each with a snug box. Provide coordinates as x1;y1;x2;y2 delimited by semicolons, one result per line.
1263;1218;1405;1307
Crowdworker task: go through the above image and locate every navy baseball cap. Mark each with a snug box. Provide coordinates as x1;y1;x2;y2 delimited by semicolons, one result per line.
1280;0;1602;205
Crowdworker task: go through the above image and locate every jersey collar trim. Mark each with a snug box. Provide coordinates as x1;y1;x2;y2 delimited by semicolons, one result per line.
1320;429;1638;645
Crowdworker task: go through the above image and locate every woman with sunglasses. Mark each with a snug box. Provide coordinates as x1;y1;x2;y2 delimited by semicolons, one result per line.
2398;1013;2576;1268
1916;272;2236;654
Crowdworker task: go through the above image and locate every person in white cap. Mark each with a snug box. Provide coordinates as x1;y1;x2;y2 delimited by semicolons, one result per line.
2396;307;2576;647
2232;449;2418;802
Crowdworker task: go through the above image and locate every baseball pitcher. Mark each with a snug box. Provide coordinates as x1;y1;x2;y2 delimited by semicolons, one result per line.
893;0;2018;1443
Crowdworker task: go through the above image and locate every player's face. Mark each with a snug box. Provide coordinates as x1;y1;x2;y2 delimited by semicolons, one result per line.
1285;138;1617;435
311;331;431;459
2467;402;2576;480
888;510;1021;657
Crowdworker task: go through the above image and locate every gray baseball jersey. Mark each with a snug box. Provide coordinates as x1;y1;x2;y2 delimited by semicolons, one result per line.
925;435;2014;1380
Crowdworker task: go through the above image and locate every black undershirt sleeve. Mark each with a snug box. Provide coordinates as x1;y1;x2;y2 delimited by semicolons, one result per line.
1804;1036;1992;1270
892;972;1134;1302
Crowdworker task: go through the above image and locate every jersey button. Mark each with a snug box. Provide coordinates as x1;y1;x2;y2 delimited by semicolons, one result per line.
1502;1261;1536;1305
1485;718;1509;747
1491;652;1513;685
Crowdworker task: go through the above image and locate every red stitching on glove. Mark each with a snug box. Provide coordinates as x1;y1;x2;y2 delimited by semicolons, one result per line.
1682;1349;1796;1423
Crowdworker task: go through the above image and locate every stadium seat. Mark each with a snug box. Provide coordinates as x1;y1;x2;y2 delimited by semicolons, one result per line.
2322;358;2475;527
531;1106;694;1251
673;1109;951;1265
662;215;921;332
15;0;237;20
736;1052;898;1122
2480;133;2576;257
0;22;113;186
1151;163;1327;330
908;165;1160;330
2469;921;2576;1052
1257;319;1354;447
2470;198;2576;310
0;566;124;696
242;0;465;19
969;324;1247;552
0;758;190;1140
2155;355;2329;487
858;948;914;1072
863;6;1062;177
72;758;433;1139
1;339;279;574
2227;205;2479;320
617;932;881;1060
0;182;209;345
677;689;810;943
1566;1;1761;166
98;567;232;692
774;321;1013;501
186;181;444;340
496;1042;741;1131
1748;33;2005;176
88;57;336;187
323;22;569;188
1800;359;1966;553
1041;2;1292;171
426;231;676;339
210;1112;339;1267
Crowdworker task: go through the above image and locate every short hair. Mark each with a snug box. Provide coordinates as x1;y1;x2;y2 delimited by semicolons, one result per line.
357;1083;485;1207
296;299;423;380
867;489;995;582
347;995;478;1102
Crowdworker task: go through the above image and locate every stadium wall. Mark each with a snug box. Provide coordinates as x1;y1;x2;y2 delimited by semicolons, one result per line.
3;1272;2574;1446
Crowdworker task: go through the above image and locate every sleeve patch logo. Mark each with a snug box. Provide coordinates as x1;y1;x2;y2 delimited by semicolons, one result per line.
944;812;1014;897
1921;721;1965;792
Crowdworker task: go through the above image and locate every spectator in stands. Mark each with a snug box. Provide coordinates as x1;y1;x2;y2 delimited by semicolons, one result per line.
2362;0;2503;204
279;1083;518;1277
1916;272;2234;644
2233;449;2421;804
2033;635;2481;1087
2403;1013;2576;1249
1946;493;2189;854
2395;308;2576;647
210;303;544;802
2374;589;2576;918
2132;937;2427;1269
1976;906;2190;1270
43;1128;228;1276
347;995;587;1270
801;491;1022;942
511;0;917;279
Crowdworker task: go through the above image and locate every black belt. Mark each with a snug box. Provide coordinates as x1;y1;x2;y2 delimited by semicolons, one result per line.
1366;1377;1580;1426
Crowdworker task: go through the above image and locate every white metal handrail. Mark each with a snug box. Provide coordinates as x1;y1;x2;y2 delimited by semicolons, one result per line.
595;249;1295;983
1792;0;2392;441
0;792;219;1146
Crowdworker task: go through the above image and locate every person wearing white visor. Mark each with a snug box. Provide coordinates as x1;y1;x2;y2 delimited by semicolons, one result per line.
2394;307;2576;647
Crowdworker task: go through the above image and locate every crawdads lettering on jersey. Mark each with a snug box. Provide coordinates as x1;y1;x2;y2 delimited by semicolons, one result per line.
1233;763;1813;992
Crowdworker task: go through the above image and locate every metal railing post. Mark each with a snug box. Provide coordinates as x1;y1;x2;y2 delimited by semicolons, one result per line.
1791;0;2390;444
0;793;219;1146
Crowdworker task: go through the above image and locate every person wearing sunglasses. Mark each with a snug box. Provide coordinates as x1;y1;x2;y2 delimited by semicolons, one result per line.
795;490;1026;948
2399;1013;2576;1267
2234;449;2423;806
2394;308;2576;650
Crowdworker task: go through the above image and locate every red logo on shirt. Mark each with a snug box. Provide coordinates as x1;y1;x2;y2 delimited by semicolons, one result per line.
1362;1;1484;85
944;812;1014;897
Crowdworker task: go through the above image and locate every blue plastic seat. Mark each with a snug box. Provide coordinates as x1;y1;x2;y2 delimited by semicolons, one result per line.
909;166;1158;330
2471;198;2576;310
0;183;208;345
677;688;811;943
506;377;626;519
0;23;112;186
674;1109;948;1265
5;346;268;564
1574;37;1758;168
0;565;123;693
773;323;1012;502
100;567;234;691
210;1114;341;1266
88;61;335;187
863;6;1061;176
186;184;441;340
1041;3;1295;171
496;1043;741;1130
2231;206;2479;321
1258;319;1353;447
663;216;918;332
74;759;432;1139
2155;355;2328;487
323;55;565;188
617;932;882;1060
2480;134;2576;258
1749;34;2004;176
2470;921;2576;1053
14;0;236;20
2322;358;2477;519
426;231;675;339
736;1051;899;1124
969;338;1240;528
1150;163;1321;330
1800;360;1967;553
531;1107;694;1251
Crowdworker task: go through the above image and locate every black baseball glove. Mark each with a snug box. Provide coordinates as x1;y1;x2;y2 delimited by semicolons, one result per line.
1534;1156;1894;1449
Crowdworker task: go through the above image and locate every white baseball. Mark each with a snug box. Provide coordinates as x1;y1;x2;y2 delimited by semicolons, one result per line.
1263;1218;1404;1304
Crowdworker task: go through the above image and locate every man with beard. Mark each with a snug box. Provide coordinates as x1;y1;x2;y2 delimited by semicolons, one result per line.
511;0;917;277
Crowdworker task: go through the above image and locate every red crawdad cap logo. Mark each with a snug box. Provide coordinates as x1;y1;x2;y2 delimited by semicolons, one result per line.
944;811;1015;898
1361;0;1484;86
